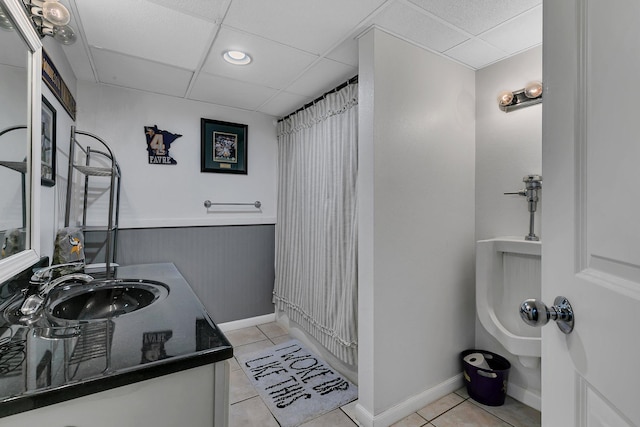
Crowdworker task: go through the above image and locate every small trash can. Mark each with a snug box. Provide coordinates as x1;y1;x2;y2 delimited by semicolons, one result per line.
460;349;510;406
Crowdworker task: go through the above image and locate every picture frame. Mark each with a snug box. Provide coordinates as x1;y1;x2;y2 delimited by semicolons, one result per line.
41;96;56;187
201;118;248;174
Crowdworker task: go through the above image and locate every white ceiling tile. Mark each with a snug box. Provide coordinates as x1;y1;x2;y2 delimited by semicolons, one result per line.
144;0;230;23
408;0;541;35
373;2;469;52
286;59;357;97
326;38;359;67
55;0;94;81
224;0;387;55
257;91;312;118
189;72;279;111
60;44;96;83
92;48;192;97
480;5;542;55
204;27;318;90
444;39;506;69
76;0;216;70
58;0;547;117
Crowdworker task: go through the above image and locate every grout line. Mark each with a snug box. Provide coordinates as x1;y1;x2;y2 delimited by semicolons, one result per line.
425;394;470;424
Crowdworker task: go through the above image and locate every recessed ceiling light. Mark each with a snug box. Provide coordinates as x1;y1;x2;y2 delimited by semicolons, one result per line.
223;50;251;65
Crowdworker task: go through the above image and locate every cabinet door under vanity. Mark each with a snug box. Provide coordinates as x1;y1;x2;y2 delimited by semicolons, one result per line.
0;362;230;427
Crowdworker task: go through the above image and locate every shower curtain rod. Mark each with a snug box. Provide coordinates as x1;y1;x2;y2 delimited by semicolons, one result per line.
278;75;358;122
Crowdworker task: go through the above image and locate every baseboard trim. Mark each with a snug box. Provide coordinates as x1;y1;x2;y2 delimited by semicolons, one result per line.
218;313;276;332
507;381;541;411
355;374;463;427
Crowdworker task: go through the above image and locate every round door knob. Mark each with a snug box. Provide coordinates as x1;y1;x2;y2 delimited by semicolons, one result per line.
519;296;574;334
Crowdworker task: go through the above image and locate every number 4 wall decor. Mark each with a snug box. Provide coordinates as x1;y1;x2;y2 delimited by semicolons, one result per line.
144;125;182;165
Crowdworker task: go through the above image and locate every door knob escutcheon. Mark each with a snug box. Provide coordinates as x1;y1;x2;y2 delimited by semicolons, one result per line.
520;296;574;334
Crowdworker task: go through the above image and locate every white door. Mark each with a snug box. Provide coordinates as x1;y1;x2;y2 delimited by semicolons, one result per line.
542;0;640;425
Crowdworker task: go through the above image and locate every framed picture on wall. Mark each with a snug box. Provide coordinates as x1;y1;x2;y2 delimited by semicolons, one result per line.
41;96;56;187
201;118;248;174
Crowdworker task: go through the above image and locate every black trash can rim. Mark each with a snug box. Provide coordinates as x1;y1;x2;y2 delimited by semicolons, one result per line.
460;349;511;372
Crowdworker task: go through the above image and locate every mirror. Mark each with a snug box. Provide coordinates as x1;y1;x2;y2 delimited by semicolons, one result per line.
0;0;42;281
0;6;29;258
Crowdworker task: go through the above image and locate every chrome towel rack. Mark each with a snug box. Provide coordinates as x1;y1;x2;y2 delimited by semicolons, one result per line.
204;200;262;209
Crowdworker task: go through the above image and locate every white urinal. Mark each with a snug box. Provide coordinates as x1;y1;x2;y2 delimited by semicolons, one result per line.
476;237;541;368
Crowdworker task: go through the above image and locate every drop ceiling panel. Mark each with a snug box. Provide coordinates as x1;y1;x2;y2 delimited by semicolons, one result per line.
223;0;388;55
203;27;318;90
145;0;230;22
257;91;312;118
57;45;95;82
56;0;545;115
372;2;469;53
408;0;541;35
445;38;506;69
91;48;193;97
190;72;279;111
325;38;360;67
480;5;542;55
286;59;357;97
56;1;95;82
75;0;216;70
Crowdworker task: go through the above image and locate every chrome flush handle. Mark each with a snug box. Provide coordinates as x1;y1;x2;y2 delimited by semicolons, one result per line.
519;296;574;334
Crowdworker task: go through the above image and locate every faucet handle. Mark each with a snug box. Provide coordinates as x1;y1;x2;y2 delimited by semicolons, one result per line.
31;261;85;283
20;294;44;316
504;190;527;196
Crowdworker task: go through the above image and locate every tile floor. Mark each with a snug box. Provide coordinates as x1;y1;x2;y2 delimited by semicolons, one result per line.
226;323;541;427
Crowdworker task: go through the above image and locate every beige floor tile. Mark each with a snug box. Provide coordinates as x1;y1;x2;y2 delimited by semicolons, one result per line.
233;339;275;358
299;409;358;426
257;321;289;338
229;369;258;404
270;335;294;345
340;400;360;425
431;401;511;427
228;357;241;371
455;385;470;399
225;326;268;346
469;396;541;427
417;393;465;421
229;396;279;427
390;412;428;427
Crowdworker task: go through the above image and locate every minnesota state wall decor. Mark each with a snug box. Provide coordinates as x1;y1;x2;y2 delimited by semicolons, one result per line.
144;125;182;165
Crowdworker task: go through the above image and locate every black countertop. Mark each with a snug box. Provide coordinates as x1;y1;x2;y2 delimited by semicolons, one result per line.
0;262;233;418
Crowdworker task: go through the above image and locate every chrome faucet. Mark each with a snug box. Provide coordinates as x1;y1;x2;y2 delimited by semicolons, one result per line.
19;262;94;316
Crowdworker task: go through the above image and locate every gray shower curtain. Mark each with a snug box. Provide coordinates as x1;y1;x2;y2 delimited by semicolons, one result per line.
273;82;358;365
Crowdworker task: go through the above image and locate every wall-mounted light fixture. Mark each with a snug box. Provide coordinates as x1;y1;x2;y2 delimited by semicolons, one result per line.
23;0;76;44
497;81;543;112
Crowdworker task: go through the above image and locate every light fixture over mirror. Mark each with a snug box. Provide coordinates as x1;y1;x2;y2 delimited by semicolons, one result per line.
497;80;543;112
39;0;69;25
23;0;76;44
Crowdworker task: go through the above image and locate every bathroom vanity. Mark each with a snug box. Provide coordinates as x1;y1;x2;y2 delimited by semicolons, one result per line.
0;263;233;426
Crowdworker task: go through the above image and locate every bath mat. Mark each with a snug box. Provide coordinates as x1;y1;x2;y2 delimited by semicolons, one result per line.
237;339;358;427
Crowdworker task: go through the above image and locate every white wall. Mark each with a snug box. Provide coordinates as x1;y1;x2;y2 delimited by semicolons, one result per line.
474;46;542;407
357;28;476;425
74;82;277;229
475;47;542;242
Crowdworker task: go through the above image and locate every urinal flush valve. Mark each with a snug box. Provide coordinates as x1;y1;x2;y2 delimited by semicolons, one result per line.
504;175;542;241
